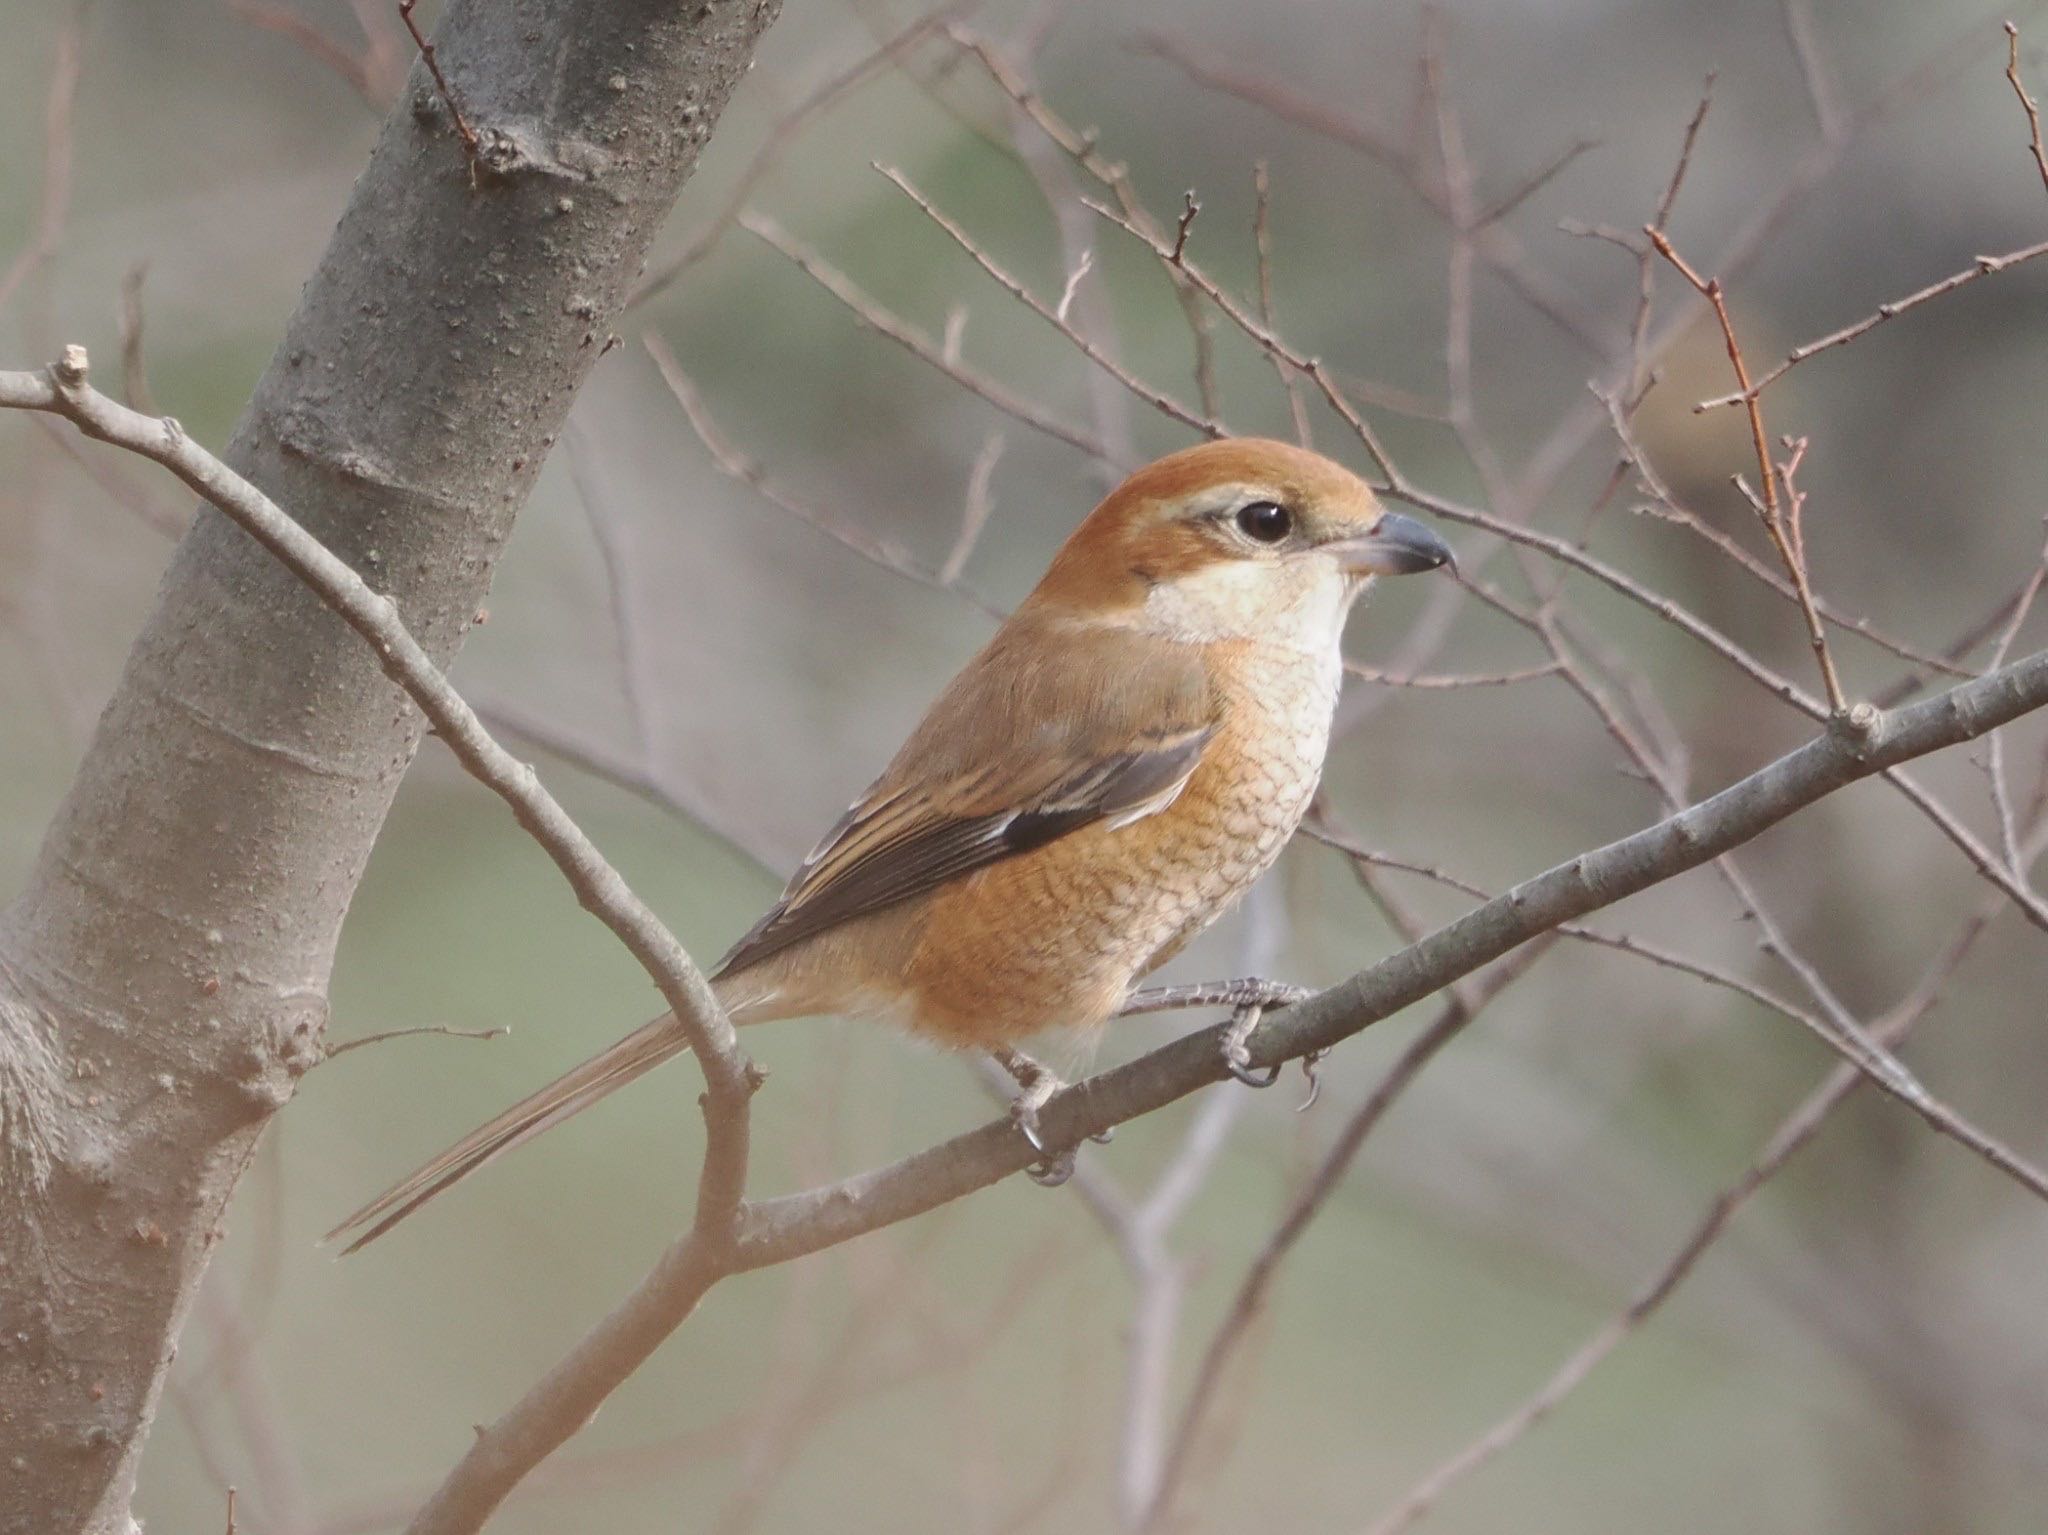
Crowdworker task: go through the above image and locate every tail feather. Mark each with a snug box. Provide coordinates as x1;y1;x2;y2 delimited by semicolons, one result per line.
325;1013;691;1254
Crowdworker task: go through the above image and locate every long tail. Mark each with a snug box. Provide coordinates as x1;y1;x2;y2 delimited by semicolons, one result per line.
324;1012;691;1254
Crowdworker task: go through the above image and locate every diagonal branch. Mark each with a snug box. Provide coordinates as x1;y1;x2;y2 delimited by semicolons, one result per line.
734;655;2048;1279
0;351;755;1155
1360;860;2029;1535
1644;226;1846;713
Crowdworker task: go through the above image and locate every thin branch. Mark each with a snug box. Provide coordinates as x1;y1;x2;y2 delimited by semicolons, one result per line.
1873;572;2046;707
31;414;189;539
627;3;965;309
732;645;2048;1276
1251;161;1312;445
397;0;480;165
966;21;1137;472
1781;0;1844;140
225;0;384;106
565;423;662;757
1131;31;1618;356
0;8;84;316
321;1023;509;1061
873;162;1220;436
1140;940;1555;1530
944;25;1231;425
644;331;1005;619
1310;795;2036;1202
1169;190;1222;421
469;688;782;876
116;262;159;415
740;210;1117;464
2008;21;2048;197
1108;882;1288;1523
1646;225;1848;714
1474;136;1599;228
941;430;1005;585
1302;823;1870;1031
1361;869;2026;1535
1341;659;1564;690
1598;385;1971;679
1694;237;2048;409
1080;193;1831;723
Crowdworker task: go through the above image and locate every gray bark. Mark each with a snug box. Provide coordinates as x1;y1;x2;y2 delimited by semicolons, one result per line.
0;3;780;1530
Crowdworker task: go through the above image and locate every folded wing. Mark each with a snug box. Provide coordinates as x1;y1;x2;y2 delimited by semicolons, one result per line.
715;614;1217;978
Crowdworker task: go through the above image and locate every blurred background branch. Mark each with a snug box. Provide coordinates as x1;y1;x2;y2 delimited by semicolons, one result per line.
6;2;2048;1533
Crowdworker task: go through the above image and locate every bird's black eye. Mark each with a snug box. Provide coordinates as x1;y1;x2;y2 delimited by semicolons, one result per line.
1234;500;1292;544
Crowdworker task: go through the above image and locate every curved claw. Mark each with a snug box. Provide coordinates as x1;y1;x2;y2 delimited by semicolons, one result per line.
1225;1055;1283;1089
1221;1002;1282;1088
1027;1150;1076;1186
1012;1105;1049;1156
1295;1050;1327;1112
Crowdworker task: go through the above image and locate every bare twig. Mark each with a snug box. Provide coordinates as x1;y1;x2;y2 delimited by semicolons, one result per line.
941;25;1234;414
116;262;159;416
941;430;1005;584
1475;136;1599;227
2009;21;2048;196
1361;866;2030;1535
1599;385;1971;678
321;1023;509;1061
470;687;782;875
1646;225;1848;714
1103;882;1288;1524
1081;193;1831;722
1695;237;2048;409
1781;0;1844;139
397;0;480;165
1309;798;2038;1197
732;643;2048;1279
226;0;385;106
628;4;964;309
1132;31;1617;356
31;414;189;538
1251;161;1312;445
644;330;1005;619
1139;938;1556;1530
741;210;1117;464
1342;659;1563;689
2;351;756;1535
565;423;663;755
0;9;84;316
874;163;1220;436
5;352;750;1096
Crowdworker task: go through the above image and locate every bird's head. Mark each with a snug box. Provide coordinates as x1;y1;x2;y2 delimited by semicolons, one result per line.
1028;438;1453;650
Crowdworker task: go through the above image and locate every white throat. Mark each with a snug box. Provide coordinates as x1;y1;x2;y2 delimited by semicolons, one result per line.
1137;554;1364;656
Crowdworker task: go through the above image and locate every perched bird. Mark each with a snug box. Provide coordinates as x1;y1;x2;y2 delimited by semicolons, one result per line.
330;437;1451;1249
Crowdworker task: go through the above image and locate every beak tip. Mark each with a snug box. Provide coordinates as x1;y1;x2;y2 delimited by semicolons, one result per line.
1353;511;1453;577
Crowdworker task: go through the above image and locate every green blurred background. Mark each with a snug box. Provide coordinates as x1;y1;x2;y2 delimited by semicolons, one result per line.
5;1;2048;1531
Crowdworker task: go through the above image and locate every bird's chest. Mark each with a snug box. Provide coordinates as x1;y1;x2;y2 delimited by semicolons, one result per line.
898;643;1342;1044
1157;644;1340;907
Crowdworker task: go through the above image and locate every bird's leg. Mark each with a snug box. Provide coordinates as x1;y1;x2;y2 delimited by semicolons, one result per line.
989;1045;1084;1185
1119;978;1313;1088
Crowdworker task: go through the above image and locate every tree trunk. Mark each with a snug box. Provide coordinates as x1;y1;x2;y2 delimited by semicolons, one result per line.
0;3;780;1530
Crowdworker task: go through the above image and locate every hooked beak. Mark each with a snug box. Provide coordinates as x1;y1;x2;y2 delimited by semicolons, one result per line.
1333;511;1455;576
